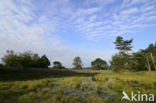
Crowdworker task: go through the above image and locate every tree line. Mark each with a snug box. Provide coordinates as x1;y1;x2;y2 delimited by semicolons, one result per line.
0;36;156;71
111;36;156;71
1;50;50;69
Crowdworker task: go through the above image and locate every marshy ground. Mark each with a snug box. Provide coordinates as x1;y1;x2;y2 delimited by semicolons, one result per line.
0;69;156;103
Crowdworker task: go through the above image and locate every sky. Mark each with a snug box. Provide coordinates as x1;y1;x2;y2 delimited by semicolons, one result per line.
0;0;156;67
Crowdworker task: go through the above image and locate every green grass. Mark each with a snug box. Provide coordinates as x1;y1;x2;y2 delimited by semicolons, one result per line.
0;69;156;103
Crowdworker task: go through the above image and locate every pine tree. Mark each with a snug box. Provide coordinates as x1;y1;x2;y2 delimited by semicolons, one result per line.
114;36;133;53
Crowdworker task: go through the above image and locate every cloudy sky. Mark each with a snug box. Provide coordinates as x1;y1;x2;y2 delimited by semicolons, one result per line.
0;0;156;67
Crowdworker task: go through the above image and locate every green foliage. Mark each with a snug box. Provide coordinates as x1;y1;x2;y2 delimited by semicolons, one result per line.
72;56;83;69
38;55;50;68
1;50;50;69
143;43;156;70
91;58;108;70
129;51;147;71
110;52;130;72
53;61;63;69
111;36;133;72
111;42;156;72
114;36;133;53
0;63;4;69
31;53;41;68
130;43;156;71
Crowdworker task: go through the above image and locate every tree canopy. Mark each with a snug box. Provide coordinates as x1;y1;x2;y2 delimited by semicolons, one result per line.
111;37;156;72
110;52;130;72
53;61;63;69
130;43;156;71
38;55;50;68
2;50;50;69
114;36;133;53
72;56;83;69
91;58;108;70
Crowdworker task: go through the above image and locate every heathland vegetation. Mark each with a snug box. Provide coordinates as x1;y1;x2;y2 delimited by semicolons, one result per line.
0;36;156;103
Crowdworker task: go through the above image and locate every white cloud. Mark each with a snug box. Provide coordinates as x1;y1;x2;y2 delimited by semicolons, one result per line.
121;8;138;15
130;0;146;5
89;15;97;21
143;6;155;12
0;0;156;67
39;16;47;23
146;16;156;21
68;0;156;40
0;0;115;67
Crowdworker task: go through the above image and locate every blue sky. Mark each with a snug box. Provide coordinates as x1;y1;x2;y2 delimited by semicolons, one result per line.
0;0;156;67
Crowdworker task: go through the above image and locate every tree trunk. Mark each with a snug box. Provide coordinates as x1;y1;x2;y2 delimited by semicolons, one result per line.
145;56;151;71
151;53;156;71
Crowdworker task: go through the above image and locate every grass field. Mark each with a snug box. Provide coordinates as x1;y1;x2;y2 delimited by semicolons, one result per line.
0;69;156;103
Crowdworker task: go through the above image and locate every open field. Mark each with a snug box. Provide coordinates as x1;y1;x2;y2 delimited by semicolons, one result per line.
0;69;156;103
